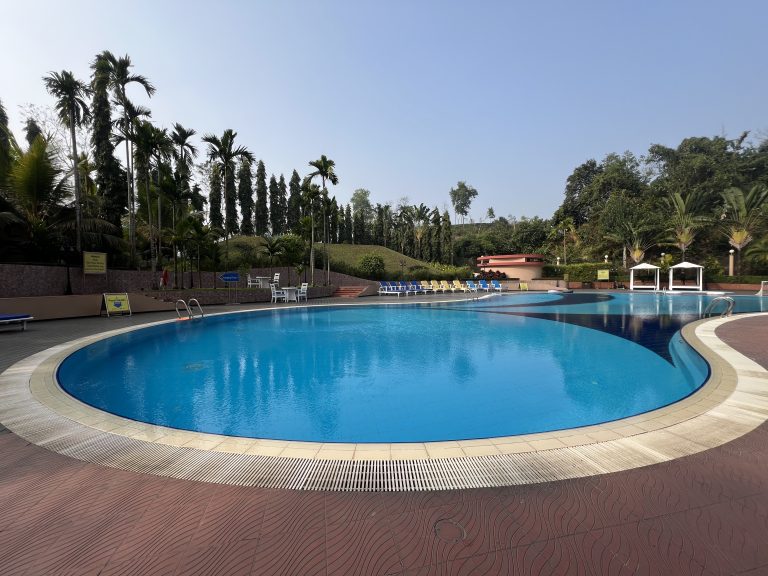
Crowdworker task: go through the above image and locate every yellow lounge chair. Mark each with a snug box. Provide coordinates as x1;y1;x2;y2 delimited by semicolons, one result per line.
519;282;529;291
421;280;433;292
440;280;454;292
452;280;469;292
430;280;442;292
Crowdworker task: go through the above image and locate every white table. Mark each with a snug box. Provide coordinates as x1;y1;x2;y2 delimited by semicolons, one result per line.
282;287;298;302
250;276;271;288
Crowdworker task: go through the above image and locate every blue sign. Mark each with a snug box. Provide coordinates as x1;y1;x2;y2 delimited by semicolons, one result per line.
219;272;240;283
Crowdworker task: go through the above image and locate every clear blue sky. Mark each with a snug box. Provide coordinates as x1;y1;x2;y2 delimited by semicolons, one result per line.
2;0;766;220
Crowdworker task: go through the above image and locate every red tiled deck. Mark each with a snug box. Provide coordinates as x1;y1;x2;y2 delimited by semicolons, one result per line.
0;313;767;575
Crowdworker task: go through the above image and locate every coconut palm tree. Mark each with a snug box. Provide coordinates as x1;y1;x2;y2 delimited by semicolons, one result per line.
201;129;253;267
43;70;92;253
306;155;339;284
104;53;155;262
721;185;768;274
411;203;430;260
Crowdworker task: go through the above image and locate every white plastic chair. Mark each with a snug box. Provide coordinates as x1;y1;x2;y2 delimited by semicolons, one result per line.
247;274;259;288
270;283;287;303
272;272;280;286
297;283;308;302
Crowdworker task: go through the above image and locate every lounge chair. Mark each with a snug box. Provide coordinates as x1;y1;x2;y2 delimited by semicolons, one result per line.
420;280;434;293
270;283;287;303
478;279;491;292
431;280;443;293
440;280;455;293
452;280;469;293
409;281;427;294
398;281;417;295
465;280;479;292
297;283;308;302
0;313;33;331
519;282;529;291
491;280;503;292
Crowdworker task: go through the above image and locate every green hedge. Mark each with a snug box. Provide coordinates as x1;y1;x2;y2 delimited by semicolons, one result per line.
541;263;614;282
709;275;768;284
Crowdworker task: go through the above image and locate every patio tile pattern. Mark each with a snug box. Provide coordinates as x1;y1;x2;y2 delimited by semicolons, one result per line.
0;306;766;574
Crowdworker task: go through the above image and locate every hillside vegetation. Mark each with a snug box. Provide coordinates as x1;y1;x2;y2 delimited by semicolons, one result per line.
324;244;471;280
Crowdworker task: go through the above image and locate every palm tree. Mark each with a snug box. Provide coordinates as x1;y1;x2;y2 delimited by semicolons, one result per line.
201;129;253;268
43;70;92;253
306;155;339;285
721;185;768;274
259;234;285;278
0;136;73;258
663;192;711;261
604;222;657;265
105;53;155;263
300;180;322;284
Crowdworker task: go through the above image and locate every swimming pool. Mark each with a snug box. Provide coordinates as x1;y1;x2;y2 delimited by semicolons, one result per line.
57;292;766;443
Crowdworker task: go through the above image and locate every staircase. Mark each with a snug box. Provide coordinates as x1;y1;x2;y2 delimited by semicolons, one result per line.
331;285;369;298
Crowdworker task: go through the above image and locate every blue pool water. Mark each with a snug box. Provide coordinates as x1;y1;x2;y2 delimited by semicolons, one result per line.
57;292;766;442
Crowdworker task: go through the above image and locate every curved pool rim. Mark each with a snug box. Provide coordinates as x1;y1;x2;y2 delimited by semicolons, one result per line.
55;297;712;443
0;297;766;490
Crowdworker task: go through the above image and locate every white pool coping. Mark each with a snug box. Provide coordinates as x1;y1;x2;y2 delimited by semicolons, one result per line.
1;302;767;490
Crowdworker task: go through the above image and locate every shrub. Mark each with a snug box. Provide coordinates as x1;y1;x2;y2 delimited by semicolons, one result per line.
357;253;386;279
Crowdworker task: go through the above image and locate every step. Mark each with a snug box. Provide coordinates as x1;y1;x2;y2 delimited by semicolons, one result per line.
332;286;368;298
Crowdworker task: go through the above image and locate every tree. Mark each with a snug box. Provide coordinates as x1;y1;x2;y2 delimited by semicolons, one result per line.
104;53;155;263
663;192;711;261
286;169;301;232
90;51;124;233
449;181;478;224
440;210;453;264
202;129;253;265
254;160;268;235
277;174;288;235
721;185;768;274
23;119;43;146
411;203;430;260
486;207;495;222
43;70;92;253
268;174;281;234
306;155;339;284
301;179;322;284
349;188;373;244
344;204;353;243
208;163;223;230
604;222;658;266
237;158;254;235
0;98;12;191
429;207;442;262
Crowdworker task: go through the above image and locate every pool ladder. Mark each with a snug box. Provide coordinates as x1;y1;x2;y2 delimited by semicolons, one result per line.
702;296;735;318
176;298;205;320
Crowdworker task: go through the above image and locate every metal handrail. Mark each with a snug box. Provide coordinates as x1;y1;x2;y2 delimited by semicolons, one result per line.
702;296;735;318
175;299;192;319
188;298;205;318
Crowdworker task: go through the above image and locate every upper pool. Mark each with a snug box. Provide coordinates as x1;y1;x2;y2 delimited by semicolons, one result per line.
57;292;765;443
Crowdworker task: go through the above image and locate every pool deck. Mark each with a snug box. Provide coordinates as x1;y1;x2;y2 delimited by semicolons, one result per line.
1;296;768;574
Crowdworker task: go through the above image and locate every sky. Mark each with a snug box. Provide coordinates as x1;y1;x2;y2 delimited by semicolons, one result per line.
2;0;766;221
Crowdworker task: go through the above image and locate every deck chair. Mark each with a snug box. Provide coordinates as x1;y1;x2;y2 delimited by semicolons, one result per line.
270;283;287;303
465;280;479;292
431;280;443;293
440;280;455;293
452;280;469;293
297;283;309;302
420;280;434;293
491;280;503;292
478;280;491;292
519;282;529;291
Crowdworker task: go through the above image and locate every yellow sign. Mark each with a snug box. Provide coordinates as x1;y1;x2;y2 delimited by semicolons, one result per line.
103;293;131;316
597;269;610;281
83;252;107;274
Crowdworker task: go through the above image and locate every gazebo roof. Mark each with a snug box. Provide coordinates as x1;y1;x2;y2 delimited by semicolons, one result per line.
670;261;703;269
630;263;660;270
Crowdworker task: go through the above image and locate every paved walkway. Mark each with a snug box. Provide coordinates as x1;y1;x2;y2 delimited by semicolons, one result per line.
0;303;767;575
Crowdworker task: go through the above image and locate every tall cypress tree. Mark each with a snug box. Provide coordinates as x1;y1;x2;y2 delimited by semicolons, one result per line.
429;207;442;263
344;204;353;243
440;210;453;264
209;163;223;230
237;158;254;235
286;169;302;232
254;160;269;235
268;174;280;234
329;197;339;243
277;174;288;234
224;161;239;235
90;52;125;230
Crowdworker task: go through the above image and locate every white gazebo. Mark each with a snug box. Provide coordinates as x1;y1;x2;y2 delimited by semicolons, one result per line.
629;263;660;290
668;261;703;291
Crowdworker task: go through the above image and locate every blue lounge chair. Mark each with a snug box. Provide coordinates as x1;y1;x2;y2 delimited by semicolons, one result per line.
465;280;479;292
398;281;417;295
0;313;33;331
409;281;427;294
491;280;503;292
379;281;399;296
478;280;491;292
